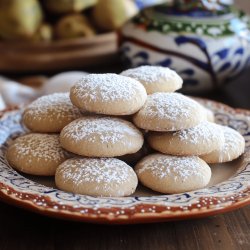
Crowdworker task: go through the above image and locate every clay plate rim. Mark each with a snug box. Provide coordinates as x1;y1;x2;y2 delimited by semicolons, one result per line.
0;99;249;224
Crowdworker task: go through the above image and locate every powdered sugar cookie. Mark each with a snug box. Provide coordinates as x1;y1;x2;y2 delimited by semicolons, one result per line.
121;66;183;94
201;106;215;122
70;73;147;115
135;154;211;194
23;93;82;133
148;121;224;156
60;116;144;157
55;158;138;197
6;133;69;176
205;108;215;122
133;92;206;131
201;125;245;163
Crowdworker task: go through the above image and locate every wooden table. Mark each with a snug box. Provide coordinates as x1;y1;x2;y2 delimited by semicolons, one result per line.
0;70;250;250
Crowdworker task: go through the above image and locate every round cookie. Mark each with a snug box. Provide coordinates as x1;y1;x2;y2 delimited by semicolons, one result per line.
133;92;206;131
6;133;69;176
201;105;215;123
23;93;82;133
60;116;144;157
121;66;183;94
55;158;138;197
135;154;211;194
70;73;147;115
203;107;215;122
201;125;245;163
148;121;225;156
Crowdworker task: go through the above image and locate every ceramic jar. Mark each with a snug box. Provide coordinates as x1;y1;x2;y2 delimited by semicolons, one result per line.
120;1;250;92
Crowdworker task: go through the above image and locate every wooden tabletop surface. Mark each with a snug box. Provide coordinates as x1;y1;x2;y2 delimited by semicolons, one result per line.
0;69;250;250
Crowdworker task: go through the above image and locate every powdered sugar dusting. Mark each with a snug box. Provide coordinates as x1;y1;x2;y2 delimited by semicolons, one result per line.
24;93;82;120
121;66;183;85
11;134;66;162
58;158;134;185
139;93;203;121
137;155;206;182
71;74;146;102
202;125;245;162
221;126;245;154
174;121;224;145
61;116;142;144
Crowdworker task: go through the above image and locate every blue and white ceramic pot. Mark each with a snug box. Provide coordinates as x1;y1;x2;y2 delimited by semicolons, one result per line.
120;0;250;92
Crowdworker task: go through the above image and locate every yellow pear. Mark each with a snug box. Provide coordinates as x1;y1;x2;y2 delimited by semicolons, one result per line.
92;0;138;31
44;0;97;14
0;0;43;40
55;14;95;39
31;23;53;42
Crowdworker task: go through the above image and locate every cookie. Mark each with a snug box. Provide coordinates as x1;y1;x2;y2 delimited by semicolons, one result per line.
148;121;224;156
201;125;245;163
121;66;183;94
204;107;215;122
135;154;211;194
55;158;138;197
133;92;206;131
60;116;144;157
199;105;215;122
70;73;147;115
23;93;82;133
6;133;68;176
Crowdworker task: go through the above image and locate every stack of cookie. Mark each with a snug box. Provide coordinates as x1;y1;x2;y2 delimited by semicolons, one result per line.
6;66;245;197
122;66;245;194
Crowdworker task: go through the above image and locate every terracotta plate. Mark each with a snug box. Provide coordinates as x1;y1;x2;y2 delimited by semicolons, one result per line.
0;99;249;224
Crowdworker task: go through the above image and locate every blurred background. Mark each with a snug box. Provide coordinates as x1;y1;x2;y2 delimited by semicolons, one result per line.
0;0;250;110
236;0;250;12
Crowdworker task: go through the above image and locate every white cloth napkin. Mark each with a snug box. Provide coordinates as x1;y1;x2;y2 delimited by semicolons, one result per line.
0;94;6;110
0;80;39;107
0;71;88;111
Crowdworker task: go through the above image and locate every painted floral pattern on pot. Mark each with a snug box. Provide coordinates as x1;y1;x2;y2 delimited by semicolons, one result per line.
120;0;250;92
175;0;234;11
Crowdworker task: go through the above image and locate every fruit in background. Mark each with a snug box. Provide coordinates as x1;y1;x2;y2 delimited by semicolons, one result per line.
92;0;138;31
44;0;97;14
0;0;43;40
55;14;96;39
32;23;53;42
